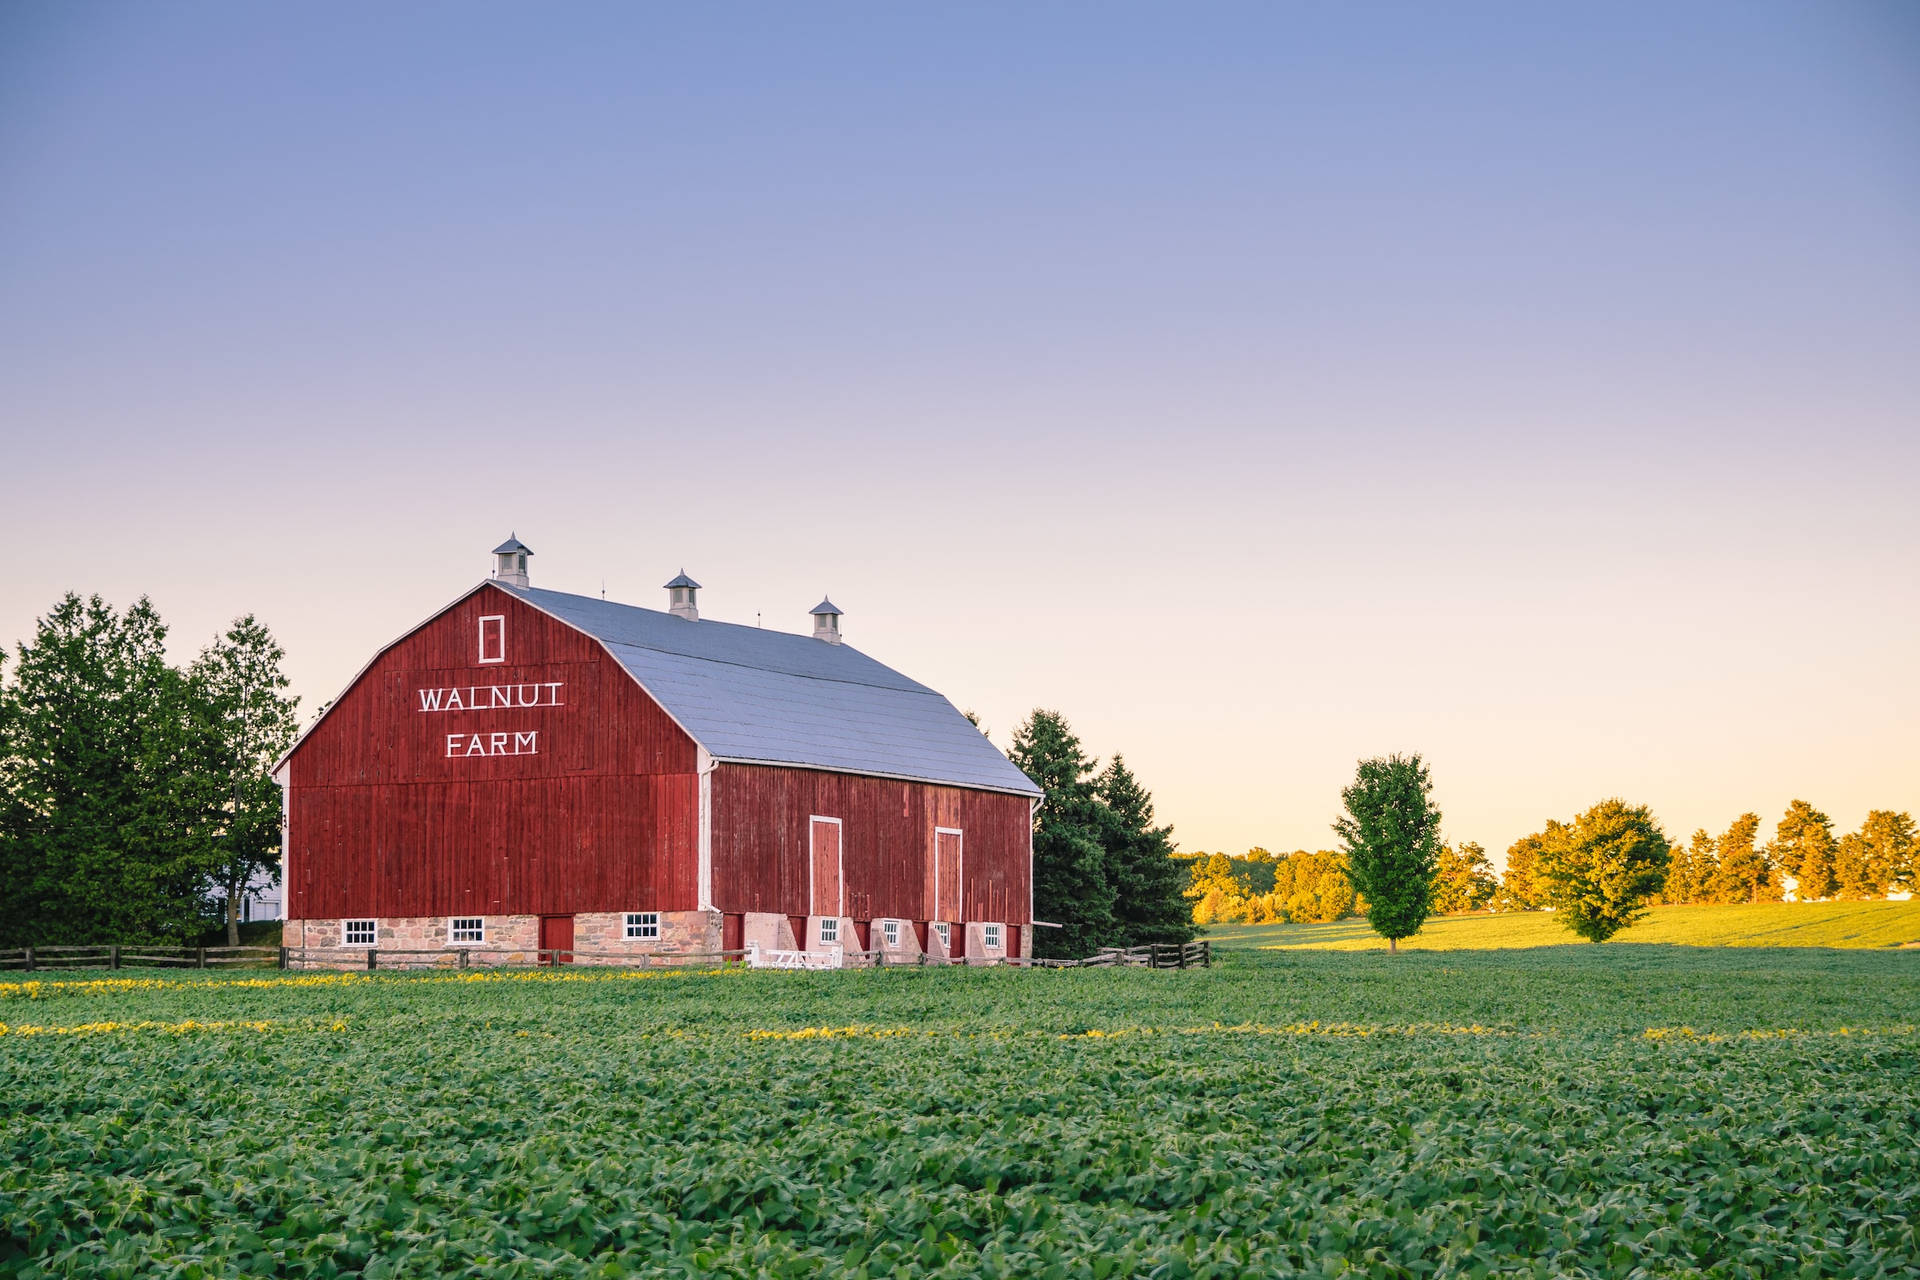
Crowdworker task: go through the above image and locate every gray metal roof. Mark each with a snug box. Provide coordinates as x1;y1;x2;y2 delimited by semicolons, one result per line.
502;585;1040;797
663;571;701;589
810;597;841;616
492;535;533;556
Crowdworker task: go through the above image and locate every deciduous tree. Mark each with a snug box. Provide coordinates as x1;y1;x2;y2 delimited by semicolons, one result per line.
1538;798;1671;942
1430;841;1497;914
1496;826;1558;910
1333;753;1441;952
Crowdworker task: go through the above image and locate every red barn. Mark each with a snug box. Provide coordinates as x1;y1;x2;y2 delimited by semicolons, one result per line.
275;538;1041;964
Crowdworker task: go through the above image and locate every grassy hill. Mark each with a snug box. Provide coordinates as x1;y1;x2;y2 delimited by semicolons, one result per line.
1206;899;1920;951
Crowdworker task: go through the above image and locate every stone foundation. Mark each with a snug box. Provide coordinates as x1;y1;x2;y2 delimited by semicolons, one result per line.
285;910;722;969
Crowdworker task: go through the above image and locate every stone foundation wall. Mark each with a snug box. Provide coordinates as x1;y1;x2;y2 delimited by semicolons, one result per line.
285;911;721;969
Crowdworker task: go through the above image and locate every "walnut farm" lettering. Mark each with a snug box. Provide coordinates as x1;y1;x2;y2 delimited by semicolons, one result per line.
416;682;565;758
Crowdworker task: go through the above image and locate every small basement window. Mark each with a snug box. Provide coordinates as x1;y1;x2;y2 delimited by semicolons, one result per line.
819;917;840;944
449;917;485;944
934;921;951;949
984;923;1002;950
343;920;376;946
625;911;659;940
882;919;900;947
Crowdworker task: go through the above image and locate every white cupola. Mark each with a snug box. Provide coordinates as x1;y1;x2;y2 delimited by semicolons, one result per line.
491;534;532;588
665;570;702;621
810;597;843;644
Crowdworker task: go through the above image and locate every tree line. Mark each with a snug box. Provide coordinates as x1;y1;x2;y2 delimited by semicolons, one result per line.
0;594;299;947
1173;756;1915;949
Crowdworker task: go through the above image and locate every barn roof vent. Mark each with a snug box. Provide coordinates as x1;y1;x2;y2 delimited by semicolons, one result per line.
492;534;532;588
810;597;842;645
665;570;702;621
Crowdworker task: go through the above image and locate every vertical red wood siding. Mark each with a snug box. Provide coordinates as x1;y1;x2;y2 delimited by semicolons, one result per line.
286;584;701;919
710;763;1032;923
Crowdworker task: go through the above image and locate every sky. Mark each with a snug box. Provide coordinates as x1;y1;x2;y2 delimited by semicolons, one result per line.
3;2;1917;864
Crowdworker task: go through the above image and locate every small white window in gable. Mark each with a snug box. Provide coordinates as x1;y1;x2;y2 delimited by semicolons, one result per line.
934;921;951;949
625;911;659;940
449;916;485;943
478;615;506;665
984;923;1002;950
819;917;840;944
343;920;376;946
882;919;900;947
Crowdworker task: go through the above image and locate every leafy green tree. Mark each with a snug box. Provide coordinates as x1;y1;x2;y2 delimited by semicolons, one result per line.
1496;826;1558;910
1268;850;1356;922
1430;841;1497;914
1008;710;1115;959
1771;800;1837;902
1093;754;1195;948
1538;798;1671;942
188;616;300;945
1709;813;1772;904
1333;753;1442;952
0;594;221;945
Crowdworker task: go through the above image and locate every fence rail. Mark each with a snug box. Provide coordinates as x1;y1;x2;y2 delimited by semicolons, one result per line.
0;937;1209;973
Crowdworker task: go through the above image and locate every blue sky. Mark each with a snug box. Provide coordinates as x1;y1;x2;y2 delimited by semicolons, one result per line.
3;2;1916;857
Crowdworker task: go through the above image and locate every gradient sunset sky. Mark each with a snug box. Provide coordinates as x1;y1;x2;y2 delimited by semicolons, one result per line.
4;2;1916;861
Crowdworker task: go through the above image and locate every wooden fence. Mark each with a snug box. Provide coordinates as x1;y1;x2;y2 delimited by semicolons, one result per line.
0;937;1211;973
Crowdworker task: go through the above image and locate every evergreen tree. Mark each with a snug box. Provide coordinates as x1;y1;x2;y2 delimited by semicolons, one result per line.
1771;800;1837;902
1093;754;1196;947
1854;810;1917;896
1831;831;1877;900
0;594;221;945
1709;813;1771;904
1538;798;1671;942
1007;710;1114;959
1430;841;1497;914
1333;753;1441;952
187;616;300;945
1663;828;1715;905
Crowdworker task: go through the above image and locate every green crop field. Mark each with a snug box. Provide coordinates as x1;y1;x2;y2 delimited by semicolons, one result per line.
4;947;1919;1278
1205;899;1920;952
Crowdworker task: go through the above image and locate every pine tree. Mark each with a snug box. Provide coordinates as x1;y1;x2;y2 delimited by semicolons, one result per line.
1007;710;1115;959
1333;753;1441;952
188;616;300;945
1771;800;1837;902
0;594;222;945
1093;754;1196;948
1850;810;1916;896
1538;798;1671;942
1709;813;1771;904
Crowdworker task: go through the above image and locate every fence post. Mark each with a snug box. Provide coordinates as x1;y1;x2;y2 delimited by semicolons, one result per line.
110;945;121;971
1202;940;1211;967
278;946;288;970
459;949;469;969
196;946;207;969
367;949;378;971
1178;941;1187;969
23;947;33;973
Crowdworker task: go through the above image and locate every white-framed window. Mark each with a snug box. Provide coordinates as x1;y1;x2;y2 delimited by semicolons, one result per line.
934;921;951;949
882;919;900;947
984;923;1002;950
449;916;485;943
478;615;505;664
819;917;840;944
343;919;376;946
625;911;659;940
